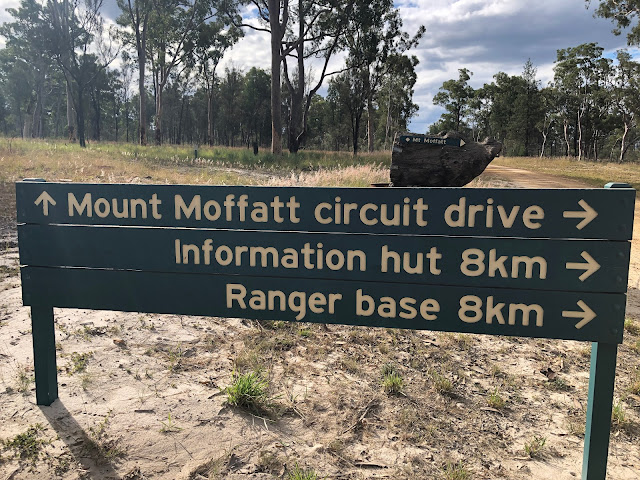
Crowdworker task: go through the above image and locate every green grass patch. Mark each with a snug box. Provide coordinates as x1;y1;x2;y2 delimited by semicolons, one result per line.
487;388;506;409
524;435;546;458
224;371;271;414
382;372;404;395
287;464;319;480
442;461;472;480
1;424;49;463
625;318;640;336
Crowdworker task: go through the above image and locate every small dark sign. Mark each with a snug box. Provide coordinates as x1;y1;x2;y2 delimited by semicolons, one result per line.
398;135;465;147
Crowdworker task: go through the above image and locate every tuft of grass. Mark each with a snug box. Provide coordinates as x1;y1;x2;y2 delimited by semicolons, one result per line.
382;372;404;395
430;370;454;396
611;400;627;429
68;351;92;374
159;412;182;433
487;388;506;409
629;369;640;395
224;371;270;413
524;435;546;458
1;424;49;463
442;461;472;480
381;362;399;377
15;364;33;394
86;411;124;461
339;357;359;374
547;377;571;391
624;318;640;335
287;464;319;480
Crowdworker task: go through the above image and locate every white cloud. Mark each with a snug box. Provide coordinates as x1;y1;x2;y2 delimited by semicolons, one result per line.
1;0;637;135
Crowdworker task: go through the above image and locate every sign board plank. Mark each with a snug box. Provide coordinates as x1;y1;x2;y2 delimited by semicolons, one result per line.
21;267;626;343
18;224;631;293
16;183;635;240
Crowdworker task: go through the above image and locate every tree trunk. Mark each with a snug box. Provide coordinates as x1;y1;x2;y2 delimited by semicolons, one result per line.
620;121;629;163
367;93;374;153
268;0;283;155
66;80;76;142
76;86;86;147
540;131;547;158
155;84;163;145
207;91;214;146
577;110;583;161
563;119;570;156
352;115;360;156
287;0;305;154
138;52;147;146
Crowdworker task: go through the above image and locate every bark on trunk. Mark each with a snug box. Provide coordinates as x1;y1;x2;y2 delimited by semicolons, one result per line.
76;86;86;147
268;0;283;155
138;52;147;146
155;85;163;145
66;80;76;142
620;122;629;163
367;94;374;153
207;91;214;146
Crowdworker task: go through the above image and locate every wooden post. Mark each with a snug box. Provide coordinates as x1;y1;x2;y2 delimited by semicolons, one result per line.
582;181;632;479
582;342;617;480
31;305;58;405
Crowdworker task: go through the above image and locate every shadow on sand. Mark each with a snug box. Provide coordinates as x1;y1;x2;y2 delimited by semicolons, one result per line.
39;398;122;479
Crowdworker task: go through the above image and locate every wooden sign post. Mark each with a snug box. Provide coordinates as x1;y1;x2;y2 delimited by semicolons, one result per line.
17;180;634;480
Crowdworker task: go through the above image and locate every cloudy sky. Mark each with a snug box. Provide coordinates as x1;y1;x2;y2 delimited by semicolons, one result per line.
0;0;636;132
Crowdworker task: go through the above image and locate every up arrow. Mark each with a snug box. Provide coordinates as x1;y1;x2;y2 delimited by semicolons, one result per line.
562;300;596;329
34;191;56;216
565;251;600;281
563;199;598;230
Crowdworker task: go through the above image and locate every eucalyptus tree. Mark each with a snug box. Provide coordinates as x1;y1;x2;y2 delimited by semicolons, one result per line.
375;54;419;150
341;0;423;152
116;0;153;145
432;68;474;133
190;19;242;145
0;0;57;138
554;43;611;160
45;0;119;147
589;0;640;45
229;0;371;154
328;67;366;155
611;50;640;161
145;0;213;145
241;67;271;146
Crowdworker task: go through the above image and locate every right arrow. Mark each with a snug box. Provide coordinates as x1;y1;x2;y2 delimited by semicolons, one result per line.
34;191;56;216
563;199;598;230
565;251;600;281
562;300;596;329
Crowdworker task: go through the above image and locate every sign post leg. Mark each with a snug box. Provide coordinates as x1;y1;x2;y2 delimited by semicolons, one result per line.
582;341;618;480
31;305;58;406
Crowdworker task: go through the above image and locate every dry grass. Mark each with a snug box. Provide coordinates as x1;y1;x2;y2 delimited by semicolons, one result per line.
0;138;388;186
494;155;640;189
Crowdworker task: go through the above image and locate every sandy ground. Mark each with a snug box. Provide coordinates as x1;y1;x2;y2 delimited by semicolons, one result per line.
0;166;639;480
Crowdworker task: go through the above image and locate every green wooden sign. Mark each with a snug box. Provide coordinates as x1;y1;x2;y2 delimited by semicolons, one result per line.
16;182;635;239
16;180;635;480
20;267;626;344
18;225;630;293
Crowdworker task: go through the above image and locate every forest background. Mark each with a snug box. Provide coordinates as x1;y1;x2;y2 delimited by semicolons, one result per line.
1;0;640;161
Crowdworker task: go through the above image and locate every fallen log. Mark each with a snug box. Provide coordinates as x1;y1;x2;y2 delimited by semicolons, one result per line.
390;132;502;187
